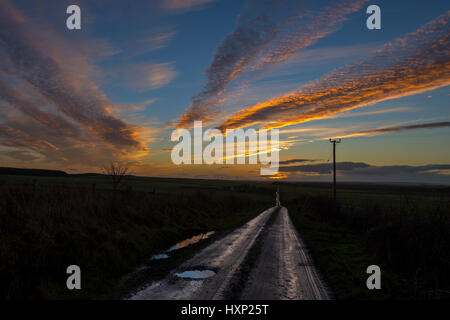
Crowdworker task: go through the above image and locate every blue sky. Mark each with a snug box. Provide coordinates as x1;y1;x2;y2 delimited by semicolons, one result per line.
0;0;449;183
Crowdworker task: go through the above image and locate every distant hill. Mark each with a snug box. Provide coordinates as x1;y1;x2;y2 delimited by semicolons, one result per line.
0;167;68;177
70;173;106;177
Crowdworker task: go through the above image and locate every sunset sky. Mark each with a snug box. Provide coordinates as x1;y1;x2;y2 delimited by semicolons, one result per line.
0;0;449;183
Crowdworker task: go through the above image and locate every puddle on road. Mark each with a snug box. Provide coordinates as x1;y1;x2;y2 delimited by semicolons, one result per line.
149;231;215;261
175;270;216;279
151;254;169;260
168;231;215;252
125;232;216;296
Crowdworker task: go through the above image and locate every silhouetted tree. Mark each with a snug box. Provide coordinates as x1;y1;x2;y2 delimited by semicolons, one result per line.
102;162;129;191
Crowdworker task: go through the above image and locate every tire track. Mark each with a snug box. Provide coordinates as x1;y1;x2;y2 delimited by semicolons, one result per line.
241;207;330;300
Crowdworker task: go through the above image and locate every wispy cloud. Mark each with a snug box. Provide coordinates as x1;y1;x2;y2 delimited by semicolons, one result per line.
0;2;145;150
217;12;450;131
0;125;58;152
142;98;159;106
279;162;450;176
178;0;282;126
125;28;177;59
280;162;369;174
342;121;450;138
322;106;413;120
2;149;40;162
0;79;84;141
178;0;368;127
161;0;217;12
0;0;150;169
249;0;368;71
121;62;178;91
139;30;176;53
279;158;319;165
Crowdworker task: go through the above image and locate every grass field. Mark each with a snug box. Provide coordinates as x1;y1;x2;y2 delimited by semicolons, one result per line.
0;173;278;202
0;171;448;299
285;192;450;299
1;173;446;208
0;174;272;299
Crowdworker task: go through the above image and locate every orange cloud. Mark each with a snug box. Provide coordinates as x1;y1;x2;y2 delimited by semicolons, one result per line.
0;0;159;172
178;0;368;128
0;125;58;152
217;12;450;131
0;0;147;156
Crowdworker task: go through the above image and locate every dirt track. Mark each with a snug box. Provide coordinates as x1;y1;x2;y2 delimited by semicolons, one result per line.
129;206;330;300
241;207;329;299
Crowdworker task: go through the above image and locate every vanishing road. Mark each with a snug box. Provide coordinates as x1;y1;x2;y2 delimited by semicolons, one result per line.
129;206;330;300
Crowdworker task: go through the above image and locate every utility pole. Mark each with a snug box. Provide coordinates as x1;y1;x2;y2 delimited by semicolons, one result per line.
276;184;280;207
329;138;341;200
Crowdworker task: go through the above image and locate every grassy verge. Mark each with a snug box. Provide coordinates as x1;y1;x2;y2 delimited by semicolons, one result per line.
286;194;450;300
0;185;270;299
288;207;407;299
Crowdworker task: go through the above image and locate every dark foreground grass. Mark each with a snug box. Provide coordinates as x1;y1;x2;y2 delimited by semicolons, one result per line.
0;185;269;299
287;194;450;299
288;208;408;299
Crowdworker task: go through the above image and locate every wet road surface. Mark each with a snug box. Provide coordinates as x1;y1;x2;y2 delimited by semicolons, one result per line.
129;206;330;300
